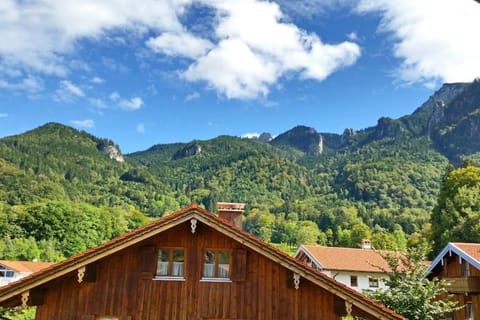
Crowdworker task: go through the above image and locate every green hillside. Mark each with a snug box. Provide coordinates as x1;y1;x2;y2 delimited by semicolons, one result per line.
2;81;480;261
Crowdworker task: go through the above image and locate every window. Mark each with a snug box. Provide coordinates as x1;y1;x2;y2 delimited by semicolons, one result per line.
350;275;358;287
202;250;231;279
368;277;379;288
156;248;184;278
0;266;14;278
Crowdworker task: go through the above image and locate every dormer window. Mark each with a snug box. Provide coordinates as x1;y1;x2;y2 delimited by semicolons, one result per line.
156;248;185;279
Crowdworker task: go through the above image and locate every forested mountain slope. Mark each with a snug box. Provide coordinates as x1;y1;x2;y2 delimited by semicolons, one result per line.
1;80;480;260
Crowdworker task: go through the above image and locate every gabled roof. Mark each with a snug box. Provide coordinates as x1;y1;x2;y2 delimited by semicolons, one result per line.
295;245;394;273
0;204;403;320
0;261;54;274
427;242;480;274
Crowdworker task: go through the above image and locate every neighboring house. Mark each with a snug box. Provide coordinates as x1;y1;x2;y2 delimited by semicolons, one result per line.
294;241;392;292
0;204;403;320
426;242;480;320
0;260;53;287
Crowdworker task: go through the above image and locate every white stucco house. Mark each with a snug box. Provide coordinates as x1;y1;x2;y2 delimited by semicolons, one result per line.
0;260;53;287
293;241;393;292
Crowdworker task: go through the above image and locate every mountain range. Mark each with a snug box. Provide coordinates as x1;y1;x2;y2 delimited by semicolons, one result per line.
1;80;480;257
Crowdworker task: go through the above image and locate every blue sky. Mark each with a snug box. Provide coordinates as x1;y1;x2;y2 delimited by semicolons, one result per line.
0;0;479;153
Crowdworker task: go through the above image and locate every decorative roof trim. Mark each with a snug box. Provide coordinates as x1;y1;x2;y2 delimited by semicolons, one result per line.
426;242;480;275
293;245;325;270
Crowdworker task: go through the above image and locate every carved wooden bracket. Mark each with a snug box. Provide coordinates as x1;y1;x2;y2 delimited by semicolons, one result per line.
21;291;29;308
293;273;300;290
345;300;353;316
190;218;198;234
77;266;86;283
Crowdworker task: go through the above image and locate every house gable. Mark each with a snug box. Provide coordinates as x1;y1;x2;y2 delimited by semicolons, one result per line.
0;204;403;320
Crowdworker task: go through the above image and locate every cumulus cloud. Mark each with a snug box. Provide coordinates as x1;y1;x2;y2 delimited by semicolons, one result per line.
356;0;480;85
71;119;95;128
110;91;144;110
0;0;185;76
181;0;360;99
0;0;361;100
147;32;214;59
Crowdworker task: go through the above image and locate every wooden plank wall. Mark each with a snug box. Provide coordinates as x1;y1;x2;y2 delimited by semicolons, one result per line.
35;221;348;319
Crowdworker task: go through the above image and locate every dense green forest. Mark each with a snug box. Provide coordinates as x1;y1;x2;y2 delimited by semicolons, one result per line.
1;81;480;261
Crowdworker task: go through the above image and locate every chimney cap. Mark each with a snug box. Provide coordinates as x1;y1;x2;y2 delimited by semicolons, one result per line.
217;202;246;211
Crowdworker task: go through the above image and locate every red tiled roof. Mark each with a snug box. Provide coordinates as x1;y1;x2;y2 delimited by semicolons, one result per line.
301;245;395;273
0;260;54;273
0;204;403;320
452;243;480;263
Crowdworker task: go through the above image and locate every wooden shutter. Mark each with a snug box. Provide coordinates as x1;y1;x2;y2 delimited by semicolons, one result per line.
81;316;95;320
231;248;247;281
140;245;156;277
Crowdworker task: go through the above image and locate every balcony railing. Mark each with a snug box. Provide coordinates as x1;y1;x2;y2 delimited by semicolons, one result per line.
444;276;480;293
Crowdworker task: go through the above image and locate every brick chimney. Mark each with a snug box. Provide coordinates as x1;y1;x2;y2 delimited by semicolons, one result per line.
217;202;245;229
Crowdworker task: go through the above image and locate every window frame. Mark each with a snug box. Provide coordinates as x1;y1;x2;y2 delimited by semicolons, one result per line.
368;277;379;288
350;275;358;287
0;266;14;278
201;249;232;282
154;247;186;281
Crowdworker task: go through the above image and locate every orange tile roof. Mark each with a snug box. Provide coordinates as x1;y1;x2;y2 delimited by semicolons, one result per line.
452;243;480;263
0;204;403;320
0;260;54;273
301;245;395;273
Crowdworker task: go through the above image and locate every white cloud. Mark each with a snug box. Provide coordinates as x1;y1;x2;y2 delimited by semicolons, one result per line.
110;91;121;101
61;80;85;97
0;75;44;93
181;0;360;99
110;91;143;110
147;32;214;59
186;91;200;101
119;97;144;110
54;80;84;102
0;0;360;100
347;32;358;41
0;0;186;76
0;113;8;118
89;98;108;109
136;123;145;133
71;119;95;128
356;0;480;85
91;77;105;84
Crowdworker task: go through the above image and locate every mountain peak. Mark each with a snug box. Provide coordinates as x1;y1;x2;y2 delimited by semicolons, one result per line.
271;125;323;156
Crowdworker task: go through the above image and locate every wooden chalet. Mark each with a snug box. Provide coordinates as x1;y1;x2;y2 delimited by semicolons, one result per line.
0;204;403;320
427;242;480;320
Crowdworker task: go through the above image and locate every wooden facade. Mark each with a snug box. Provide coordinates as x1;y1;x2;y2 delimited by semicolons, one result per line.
0;205;403;320
427;242;480;320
